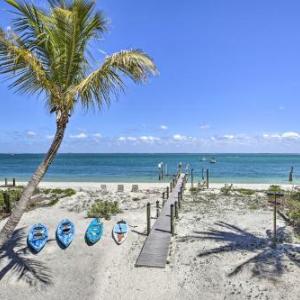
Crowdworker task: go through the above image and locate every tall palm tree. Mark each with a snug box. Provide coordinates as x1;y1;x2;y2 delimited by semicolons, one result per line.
0;0;157;247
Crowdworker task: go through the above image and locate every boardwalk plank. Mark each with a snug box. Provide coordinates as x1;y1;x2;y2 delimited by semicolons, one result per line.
135;174;185;268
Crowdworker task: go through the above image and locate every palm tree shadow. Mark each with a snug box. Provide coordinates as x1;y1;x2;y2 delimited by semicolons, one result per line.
0;227;53;288
188;222;300;279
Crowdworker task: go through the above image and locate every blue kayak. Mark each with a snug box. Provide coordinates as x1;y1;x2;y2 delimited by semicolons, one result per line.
112;220;129;245
56;219;75;248
85;218;104;245
27;223;48;253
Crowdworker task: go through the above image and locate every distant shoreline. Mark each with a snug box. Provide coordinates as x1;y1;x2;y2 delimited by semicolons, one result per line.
9;181;297;191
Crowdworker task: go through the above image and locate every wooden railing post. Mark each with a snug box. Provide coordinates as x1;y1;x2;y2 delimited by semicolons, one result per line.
166;187;169;199
147;202;151;235
170;204;174;236
175;201;179;219
170;182;172;193
156;200;160;218
12;178;16;187
178;191;181;209
206;169;209;189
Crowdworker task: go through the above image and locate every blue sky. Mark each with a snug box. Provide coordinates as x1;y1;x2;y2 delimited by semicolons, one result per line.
1;0;300;153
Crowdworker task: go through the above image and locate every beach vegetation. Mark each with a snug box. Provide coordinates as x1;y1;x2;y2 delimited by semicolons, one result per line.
0;0;157;246
234;188;255;196
42;188;76;198
268;185;284;193
87;200;121;220
220;184;233;195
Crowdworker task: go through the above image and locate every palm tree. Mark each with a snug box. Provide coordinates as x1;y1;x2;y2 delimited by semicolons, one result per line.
0;0;157;247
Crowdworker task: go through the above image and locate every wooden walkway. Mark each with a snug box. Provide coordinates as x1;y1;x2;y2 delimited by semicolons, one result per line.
135;173;185;268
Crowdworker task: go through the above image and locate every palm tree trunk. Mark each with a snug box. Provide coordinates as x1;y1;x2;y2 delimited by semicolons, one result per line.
0;115;68;248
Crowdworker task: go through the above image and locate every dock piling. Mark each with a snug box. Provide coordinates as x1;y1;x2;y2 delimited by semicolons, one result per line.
4;178;7;187
156;200;160;218
147;202;151;235
206;169;209;189
12;178;16;187
175;201;178;219
170;204;175;236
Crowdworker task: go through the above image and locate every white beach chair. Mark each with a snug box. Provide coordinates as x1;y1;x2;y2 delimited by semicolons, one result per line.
100;184;107;192
131;184;139;192
117;184;124;192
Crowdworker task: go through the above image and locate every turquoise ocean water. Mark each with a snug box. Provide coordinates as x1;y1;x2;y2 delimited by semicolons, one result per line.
0;153;300;183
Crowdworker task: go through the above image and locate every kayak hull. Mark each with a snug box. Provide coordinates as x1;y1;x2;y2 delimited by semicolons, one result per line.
27;223;48;253
85;218;104;245
112;220;129;245
56;219;75;248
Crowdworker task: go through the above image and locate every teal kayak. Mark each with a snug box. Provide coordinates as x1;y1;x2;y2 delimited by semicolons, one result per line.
85;218;104;245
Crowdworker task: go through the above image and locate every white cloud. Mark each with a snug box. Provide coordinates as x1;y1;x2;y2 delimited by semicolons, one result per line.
70;133;88;139
200;124;210;129
223;134;235;140
279;106;285;110
281;131;300;139
118;136;138;142
46;134;54;139
173;134;188;141
160;125;168;130
27;131;36;137
93;133;102;138
262;132;300;140
139;136;160;142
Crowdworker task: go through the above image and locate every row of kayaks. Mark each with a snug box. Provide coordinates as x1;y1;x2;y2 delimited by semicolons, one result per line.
27;218;129;253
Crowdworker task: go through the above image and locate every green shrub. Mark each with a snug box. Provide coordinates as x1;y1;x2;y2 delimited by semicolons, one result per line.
234;188;255;196
189;187;198;193
286;199;300;226
268;185;284;193
87;200;121;220
290;191;300;201
41;188;76;198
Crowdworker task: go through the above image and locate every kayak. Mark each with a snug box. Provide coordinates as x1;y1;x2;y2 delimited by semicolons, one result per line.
85;218;104;245
27;223;48;253
56;219;75;248
112;220;129;245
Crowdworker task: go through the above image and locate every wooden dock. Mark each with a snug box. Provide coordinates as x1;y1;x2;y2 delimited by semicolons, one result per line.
135;173;185;268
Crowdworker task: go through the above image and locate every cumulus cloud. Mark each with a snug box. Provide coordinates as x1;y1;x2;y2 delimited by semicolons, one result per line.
93;133;102;138
262;132;300;140
160;125;168;130
26;131;36;137
173;134;188;141
139;136;160;142
70;133;88;139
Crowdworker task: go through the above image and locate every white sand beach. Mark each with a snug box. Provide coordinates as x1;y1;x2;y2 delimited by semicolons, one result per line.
0;182;300;300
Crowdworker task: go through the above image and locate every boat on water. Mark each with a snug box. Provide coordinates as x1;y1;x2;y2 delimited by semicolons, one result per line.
85;218;104;245
56;219;75;248
27;223;48;253
209;158;217;164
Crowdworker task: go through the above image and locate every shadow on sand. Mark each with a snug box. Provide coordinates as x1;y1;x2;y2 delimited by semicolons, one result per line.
179;222;300;279
0;227;53;287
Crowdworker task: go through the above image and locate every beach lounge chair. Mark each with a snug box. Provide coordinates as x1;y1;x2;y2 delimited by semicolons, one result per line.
131;184;139;192
100;184;107;192
117;184;124;192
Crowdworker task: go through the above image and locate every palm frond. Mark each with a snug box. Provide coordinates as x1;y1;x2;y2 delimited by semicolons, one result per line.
0;29;57;95
72;49;157;109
